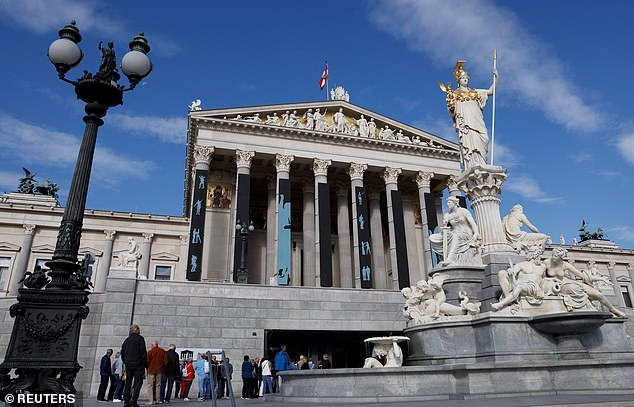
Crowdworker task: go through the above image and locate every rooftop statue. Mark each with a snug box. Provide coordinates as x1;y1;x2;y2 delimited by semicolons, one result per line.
579;220;606;241
17;167;37;194
440;61;498;169
17;167;59;200
188;99;202;111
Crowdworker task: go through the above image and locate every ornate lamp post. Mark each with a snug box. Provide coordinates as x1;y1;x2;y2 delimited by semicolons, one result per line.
0;21;152;401
235;220;255;284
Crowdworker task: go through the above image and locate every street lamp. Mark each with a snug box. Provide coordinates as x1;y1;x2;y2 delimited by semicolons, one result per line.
235;220;255;284
0;21;151;399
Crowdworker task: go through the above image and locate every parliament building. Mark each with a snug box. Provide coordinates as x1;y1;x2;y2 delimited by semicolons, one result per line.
1;92;633;396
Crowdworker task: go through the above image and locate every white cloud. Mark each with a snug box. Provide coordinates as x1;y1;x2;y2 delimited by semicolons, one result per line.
505;175;563;204
616;133;634;165
491;142;519;168
0;170;22;191
369;0;603;132
607;226;634;244
109;113;187;144
0;0;124;36
0;113;155;187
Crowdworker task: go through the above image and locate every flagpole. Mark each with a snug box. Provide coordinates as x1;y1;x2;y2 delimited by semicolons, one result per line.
325;61;329;101
490;48;497;165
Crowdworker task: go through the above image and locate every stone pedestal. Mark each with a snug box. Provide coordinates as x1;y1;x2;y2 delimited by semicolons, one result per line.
108;267;138;279
456;165;514;255
480;252;525;312
428;264;485;303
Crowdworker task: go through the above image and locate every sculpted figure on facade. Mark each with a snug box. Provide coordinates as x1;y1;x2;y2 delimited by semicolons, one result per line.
284;110;300;128
117;237;142;269
303;109;314;130
333;107;346;133
396;130;412;143
330;86;350;102
545;247;625;317
429;196;482;266
188;99;202;111
314;108;328;131
502;204;548;253
356;114;369;137
440;61;498;169
379;125;395;141
584;262;612;290
367;118;377;139
265;112;281;125
243;113;262;123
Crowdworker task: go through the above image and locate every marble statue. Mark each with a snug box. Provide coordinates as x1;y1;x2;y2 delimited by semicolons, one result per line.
367;118;377;139
188;99;202;111
396;130;411;143
492;245;548;311
117;237;142;269
330;85;350;102
314;108;328;131
243;113;262;123
333;108;346;133
560;234;566;245
265;112;281;125
303;109;314;130
284;110;300;128
356;115;369;137
440;61;497;169
544;247;625;317
363;336;409;368
502;204;548;254
584;263;612;290
429;196;482;266
379;125;395;141
402;273;481;323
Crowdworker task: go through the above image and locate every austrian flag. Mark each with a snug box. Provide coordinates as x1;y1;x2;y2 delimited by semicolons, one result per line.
319;63;329;90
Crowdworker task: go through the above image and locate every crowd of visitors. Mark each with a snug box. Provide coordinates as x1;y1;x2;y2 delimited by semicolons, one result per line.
97;326;330;406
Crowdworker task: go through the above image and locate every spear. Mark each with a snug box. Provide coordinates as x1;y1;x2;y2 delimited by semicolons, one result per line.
490;48;497;165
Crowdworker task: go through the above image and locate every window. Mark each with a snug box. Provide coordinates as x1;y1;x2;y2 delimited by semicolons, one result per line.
621;286;633;308
0;257;11;292
155;265;172;281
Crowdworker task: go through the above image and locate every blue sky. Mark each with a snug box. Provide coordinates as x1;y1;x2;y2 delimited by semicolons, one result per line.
0;0;633;247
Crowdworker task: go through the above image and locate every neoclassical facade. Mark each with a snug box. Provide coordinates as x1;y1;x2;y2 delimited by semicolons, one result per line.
0;98;633;397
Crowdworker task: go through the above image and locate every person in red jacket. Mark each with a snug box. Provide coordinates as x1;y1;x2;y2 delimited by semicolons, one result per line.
146;341;167;405
181;358;195;401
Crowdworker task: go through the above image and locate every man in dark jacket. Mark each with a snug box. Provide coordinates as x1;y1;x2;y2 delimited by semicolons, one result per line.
160;344;180;403
121;324;147;407
97;349;113;401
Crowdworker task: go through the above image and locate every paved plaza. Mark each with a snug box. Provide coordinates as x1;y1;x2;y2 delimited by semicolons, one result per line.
70;393;634;407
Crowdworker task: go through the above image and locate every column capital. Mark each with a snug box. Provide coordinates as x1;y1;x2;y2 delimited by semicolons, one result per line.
608;261;616;269
414;171;434;189
104;229;117;241
383;167;401;184
313;158;332;177
236;150;256;169
348;163;367;181
447;175;460;193
23;224;36;235
142;232;155;243
275;154;294;172
193;145;214;166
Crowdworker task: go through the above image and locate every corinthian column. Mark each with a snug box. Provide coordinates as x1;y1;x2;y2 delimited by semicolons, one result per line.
186;144;214;281
265;176;276;284
383;167;404;289
414;171;434;277
230;150;255;282
314;158;332;287
275;154;294;285
138;232;154;279
348;163;368;288
336;183;352;288
607;261;625;307
368;192;387;289
302;181;316;287
94;229;116;292
447;175;461;198
8;224;36;296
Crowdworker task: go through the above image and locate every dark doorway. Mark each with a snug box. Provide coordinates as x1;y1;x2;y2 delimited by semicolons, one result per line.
264;329;397;368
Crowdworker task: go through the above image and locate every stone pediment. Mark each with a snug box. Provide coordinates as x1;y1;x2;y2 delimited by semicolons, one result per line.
151;252;179;262
31;244;55;254
189;100;460;154
0;241;21;251
617;275;631;283
79;247;103;257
